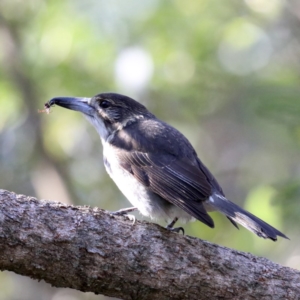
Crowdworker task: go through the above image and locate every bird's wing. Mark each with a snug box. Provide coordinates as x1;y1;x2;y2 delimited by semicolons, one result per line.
118;150;214;227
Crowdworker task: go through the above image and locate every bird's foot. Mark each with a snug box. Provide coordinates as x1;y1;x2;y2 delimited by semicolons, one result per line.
166;217;185;235
166;226;185;235
110;207;137;224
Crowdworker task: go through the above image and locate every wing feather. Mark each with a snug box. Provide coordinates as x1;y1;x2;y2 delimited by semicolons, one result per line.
119;151;214;227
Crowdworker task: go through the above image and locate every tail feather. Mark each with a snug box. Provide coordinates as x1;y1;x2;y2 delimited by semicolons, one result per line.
211;194;288;241
227;216;239;230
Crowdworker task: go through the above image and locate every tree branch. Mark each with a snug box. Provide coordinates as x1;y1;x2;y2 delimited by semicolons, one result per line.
0;189;299;300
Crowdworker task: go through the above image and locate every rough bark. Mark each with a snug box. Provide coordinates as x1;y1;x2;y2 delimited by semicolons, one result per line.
0;189;299;300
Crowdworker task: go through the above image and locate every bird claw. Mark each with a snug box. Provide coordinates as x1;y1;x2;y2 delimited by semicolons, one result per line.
125;214;136;225
165;217;184;234
109;207;137;225
166;225;185;235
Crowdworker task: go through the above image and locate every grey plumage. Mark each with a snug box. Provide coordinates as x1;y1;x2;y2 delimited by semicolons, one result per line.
47;93;288;241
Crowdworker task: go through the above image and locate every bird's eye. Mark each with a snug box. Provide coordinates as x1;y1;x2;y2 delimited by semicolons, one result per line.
99;100;110;109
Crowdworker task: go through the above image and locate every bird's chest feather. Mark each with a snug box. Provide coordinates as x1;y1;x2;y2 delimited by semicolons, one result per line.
102;142;190;221
103;142;158;217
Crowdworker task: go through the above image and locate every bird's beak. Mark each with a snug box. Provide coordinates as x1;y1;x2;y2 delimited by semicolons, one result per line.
48;97;94;116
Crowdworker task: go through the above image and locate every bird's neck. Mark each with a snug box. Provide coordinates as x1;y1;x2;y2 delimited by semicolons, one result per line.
105;114;147;143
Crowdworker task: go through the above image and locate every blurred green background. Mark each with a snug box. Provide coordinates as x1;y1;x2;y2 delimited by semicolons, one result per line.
0;0;300;299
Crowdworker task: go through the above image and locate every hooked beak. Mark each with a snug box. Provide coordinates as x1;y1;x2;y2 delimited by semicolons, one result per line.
48;97;94;116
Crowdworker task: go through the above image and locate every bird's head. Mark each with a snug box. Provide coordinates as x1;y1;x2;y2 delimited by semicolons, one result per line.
48;93;154;140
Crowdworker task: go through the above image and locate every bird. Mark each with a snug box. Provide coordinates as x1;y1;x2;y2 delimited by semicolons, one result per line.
45;93;288;241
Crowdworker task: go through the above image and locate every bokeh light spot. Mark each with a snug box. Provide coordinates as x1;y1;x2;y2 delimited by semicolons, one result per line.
218;19;272;75
245;0;283;16
114;46;154;92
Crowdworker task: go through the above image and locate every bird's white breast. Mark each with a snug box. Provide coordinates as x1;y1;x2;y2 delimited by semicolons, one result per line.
102;141;194;223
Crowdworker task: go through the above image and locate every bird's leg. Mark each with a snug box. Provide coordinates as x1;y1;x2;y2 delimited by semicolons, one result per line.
109;207;138;224
166;217;185;235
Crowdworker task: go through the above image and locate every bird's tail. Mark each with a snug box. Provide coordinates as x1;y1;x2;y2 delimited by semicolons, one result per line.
210;194;288;241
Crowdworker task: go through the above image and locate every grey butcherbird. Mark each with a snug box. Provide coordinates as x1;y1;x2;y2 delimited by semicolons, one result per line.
46;93;288;241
